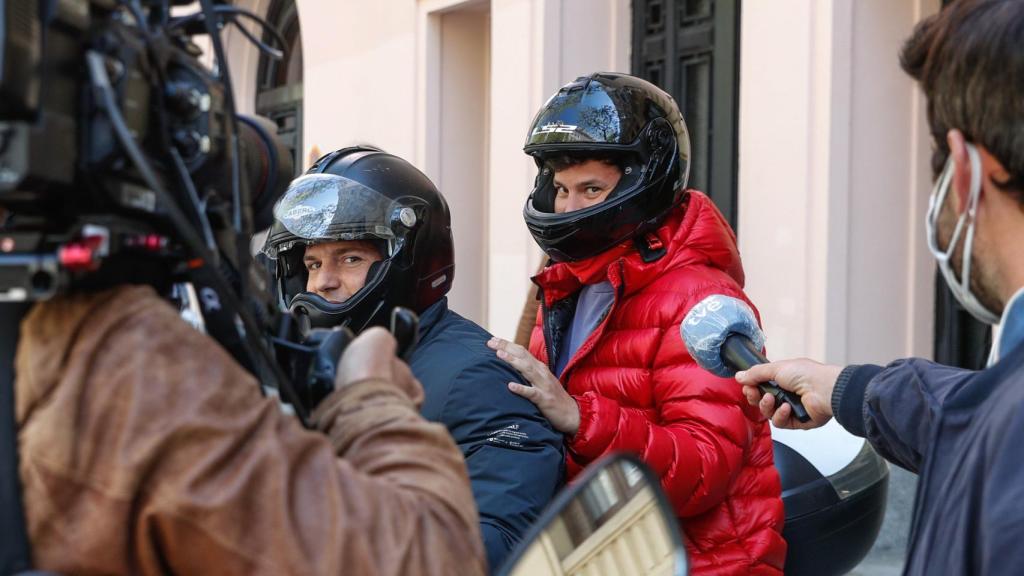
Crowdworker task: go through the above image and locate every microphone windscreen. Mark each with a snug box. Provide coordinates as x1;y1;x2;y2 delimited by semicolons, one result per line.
680;294;765;377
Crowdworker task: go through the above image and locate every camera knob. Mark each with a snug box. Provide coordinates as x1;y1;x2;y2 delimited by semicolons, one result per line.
167;83;207;119
173;129;209;158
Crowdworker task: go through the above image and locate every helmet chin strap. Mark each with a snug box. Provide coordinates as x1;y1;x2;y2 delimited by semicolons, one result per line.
289;259;390;335
926;143;1001;325
290;291;386;336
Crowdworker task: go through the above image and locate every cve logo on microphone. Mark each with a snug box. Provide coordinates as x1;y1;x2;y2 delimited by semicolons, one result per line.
685;295;724;326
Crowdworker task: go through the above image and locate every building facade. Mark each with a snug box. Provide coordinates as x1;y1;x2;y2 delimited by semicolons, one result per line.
225;0;945;365
222;0;964;563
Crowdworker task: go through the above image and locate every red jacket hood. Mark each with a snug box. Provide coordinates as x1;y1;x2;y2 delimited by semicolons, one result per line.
534;190;745;304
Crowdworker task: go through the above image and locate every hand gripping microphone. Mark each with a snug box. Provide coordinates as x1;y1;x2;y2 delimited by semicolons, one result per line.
680;295;810;423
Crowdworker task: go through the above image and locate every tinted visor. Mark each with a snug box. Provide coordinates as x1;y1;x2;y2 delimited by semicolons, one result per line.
524;76;664;150
263;173;404;259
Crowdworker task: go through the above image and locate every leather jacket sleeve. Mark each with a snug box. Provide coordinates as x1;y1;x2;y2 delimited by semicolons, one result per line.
16;286;485;576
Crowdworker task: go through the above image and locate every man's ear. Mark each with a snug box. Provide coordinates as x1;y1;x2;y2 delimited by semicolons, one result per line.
947;129;971;213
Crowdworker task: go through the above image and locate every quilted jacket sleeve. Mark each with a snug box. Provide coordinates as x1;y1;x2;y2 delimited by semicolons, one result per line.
566;282;767;518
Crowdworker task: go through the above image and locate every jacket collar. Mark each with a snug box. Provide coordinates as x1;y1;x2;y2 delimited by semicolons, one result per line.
990;286;1024;365
415;297;449;339
533;191;745;306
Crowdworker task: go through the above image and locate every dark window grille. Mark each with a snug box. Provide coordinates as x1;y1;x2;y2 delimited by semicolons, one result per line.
934;271;991;368
632;0;741;227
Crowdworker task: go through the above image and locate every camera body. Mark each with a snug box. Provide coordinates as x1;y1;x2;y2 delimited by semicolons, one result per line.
0;0;416;418
0;0;340;407
0;0;285;301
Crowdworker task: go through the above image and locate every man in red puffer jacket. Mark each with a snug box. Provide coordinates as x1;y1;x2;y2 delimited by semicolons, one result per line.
488;72;785;575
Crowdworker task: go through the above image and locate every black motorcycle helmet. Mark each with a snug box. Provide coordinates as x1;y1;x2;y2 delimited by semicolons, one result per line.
262;146;454;333
523;72;691;262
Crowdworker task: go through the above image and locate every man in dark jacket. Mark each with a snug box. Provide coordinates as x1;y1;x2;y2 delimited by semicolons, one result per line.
411;296;563;566
262;146;564;572
736;1;1024;574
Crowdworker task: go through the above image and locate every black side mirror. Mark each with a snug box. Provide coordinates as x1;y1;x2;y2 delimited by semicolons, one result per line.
497;453;688;576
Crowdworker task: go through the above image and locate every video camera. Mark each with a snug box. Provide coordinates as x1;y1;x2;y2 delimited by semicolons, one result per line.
0;0;361;421
0;0;292;295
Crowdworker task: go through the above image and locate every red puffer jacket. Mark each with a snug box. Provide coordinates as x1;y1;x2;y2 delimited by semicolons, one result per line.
529;191;786;575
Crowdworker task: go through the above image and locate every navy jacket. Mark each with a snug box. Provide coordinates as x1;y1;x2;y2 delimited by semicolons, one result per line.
409;298;564;572
833;341;1024;575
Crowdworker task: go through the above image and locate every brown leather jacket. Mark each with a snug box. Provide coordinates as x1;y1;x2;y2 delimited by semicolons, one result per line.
15;285;486;575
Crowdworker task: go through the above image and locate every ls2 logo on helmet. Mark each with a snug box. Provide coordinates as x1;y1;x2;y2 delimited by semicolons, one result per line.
533;122;578;135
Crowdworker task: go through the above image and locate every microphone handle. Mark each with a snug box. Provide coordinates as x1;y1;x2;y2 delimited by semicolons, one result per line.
721;334;811;423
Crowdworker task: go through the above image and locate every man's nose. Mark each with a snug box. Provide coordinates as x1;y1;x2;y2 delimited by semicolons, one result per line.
313;268;341;295
565;192;585;213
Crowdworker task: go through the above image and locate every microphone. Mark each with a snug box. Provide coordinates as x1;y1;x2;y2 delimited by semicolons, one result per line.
680;294;810;423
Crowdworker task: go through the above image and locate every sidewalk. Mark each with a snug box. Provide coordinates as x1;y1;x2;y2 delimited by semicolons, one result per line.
846;465;914;575
848;550;903;576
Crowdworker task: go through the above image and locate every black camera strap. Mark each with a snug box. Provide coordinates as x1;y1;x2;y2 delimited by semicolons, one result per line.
0;303;32;574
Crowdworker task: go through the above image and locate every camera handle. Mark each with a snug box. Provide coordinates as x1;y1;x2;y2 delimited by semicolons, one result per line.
391;307;420;361
310;307;420;396
304;326;354;407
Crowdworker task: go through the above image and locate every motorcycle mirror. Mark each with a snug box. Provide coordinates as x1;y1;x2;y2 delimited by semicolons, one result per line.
497;453;688;576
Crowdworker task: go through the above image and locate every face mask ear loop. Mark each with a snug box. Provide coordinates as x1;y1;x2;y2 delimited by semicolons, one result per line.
925;142;1001;325
927;156;962;261
958;144;984;295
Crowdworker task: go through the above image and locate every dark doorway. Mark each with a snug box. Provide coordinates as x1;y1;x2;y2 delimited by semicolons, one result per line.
934;273;991;368
632;0;741;228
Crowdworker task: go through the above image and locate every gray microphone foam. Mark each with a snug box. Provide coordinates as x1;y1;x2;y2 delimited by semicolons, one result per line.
680;294;765;378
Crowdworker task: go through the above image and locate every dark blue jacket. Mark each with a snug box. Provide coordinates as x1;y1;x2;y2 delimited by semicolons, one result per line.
409;298;564;572
833;340;1024;575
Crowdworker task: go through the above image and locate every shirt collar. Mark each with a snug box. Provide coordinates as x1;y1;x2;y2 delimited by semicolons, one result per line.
990;286;1024;365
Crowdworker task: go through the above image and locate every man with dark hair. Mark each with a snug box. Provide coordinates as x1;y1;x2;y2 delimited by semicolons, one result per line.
737;1;1024;574
542;152;627;172
488;73;786;575
264;146;564;572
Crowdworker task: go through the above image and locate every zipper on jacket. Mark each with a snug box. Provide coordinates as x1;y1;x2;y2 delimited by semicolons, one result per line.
537;286;557;373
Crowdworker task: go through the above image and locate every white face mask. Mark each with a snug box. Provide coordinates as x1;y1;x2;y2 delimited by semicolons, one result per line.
925;143;1001;325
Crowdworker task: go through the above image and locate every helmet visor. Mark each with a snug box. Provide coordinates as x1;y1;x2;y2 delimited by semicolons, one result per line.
263;173;405;259
526;85;626;147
